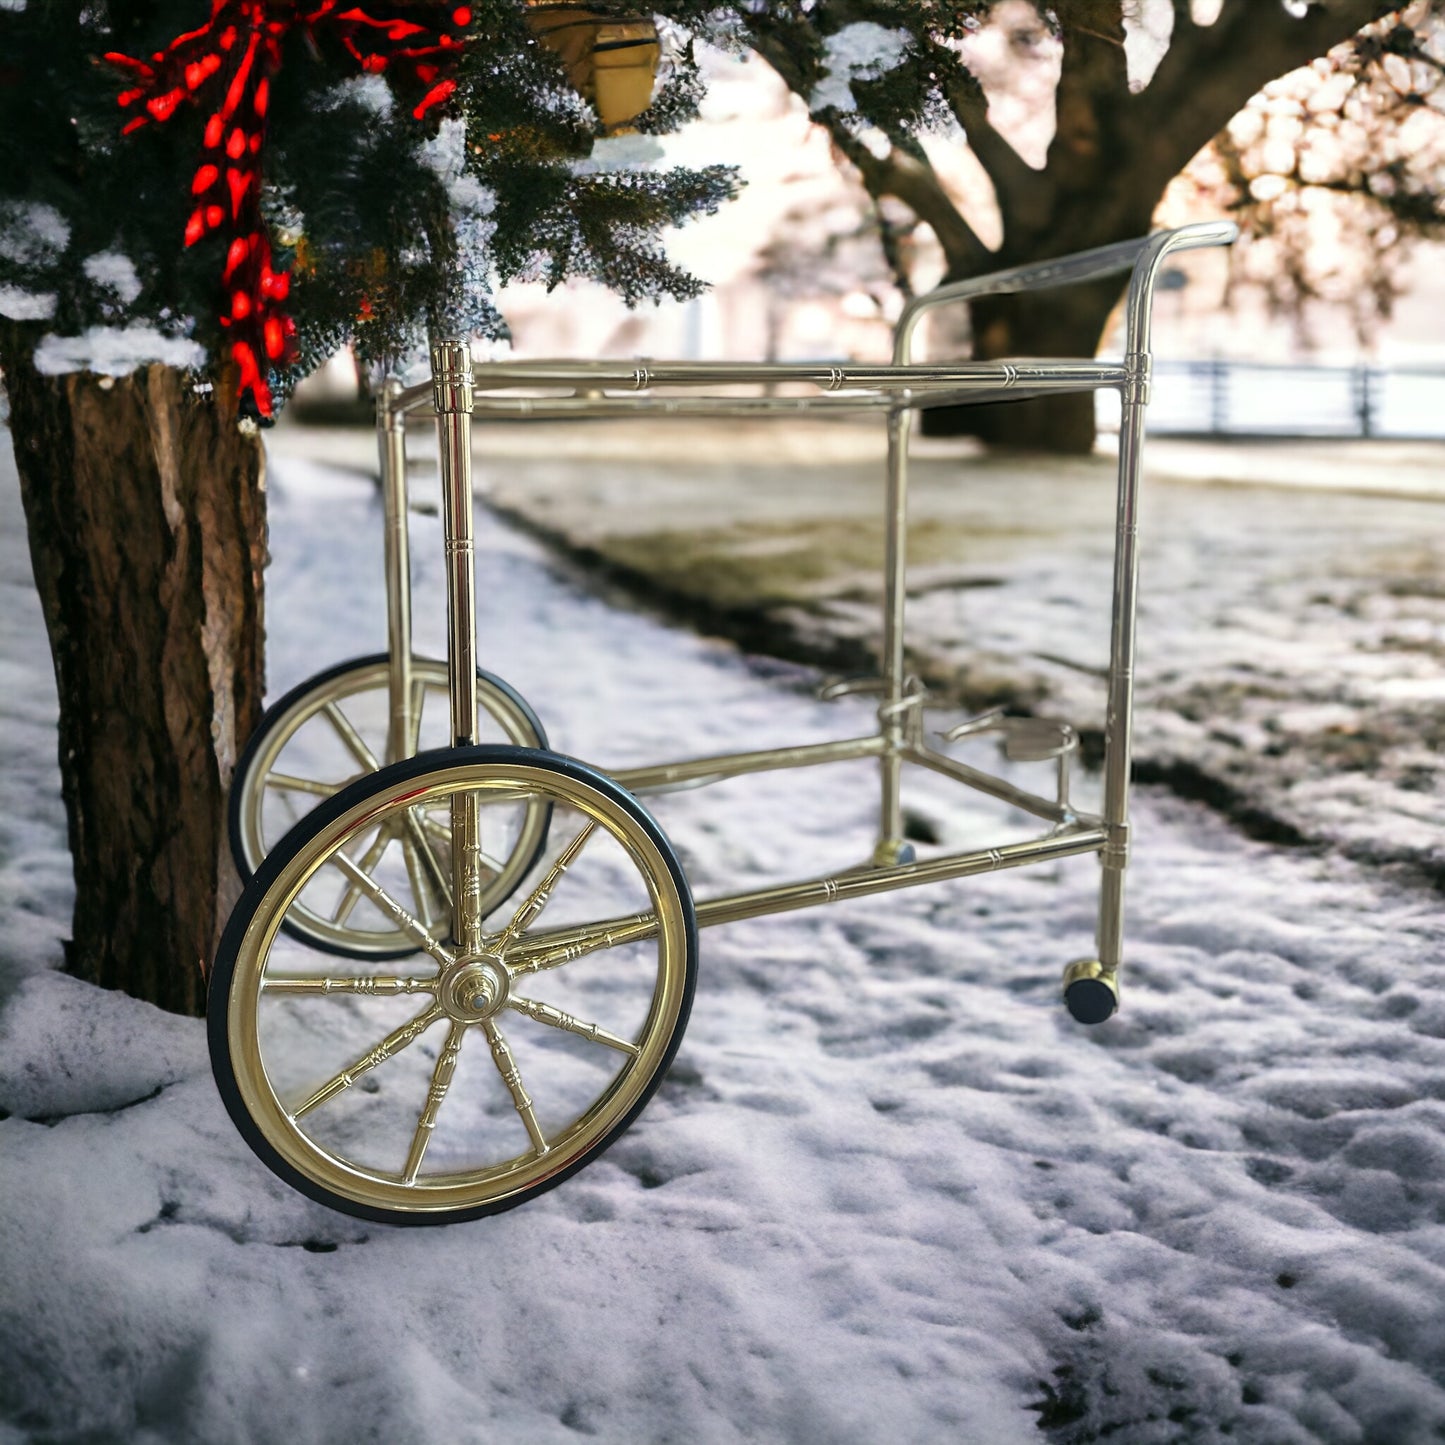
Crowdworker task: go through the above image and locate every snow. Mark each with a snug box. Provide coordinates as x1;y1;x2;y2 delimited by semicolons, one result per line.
808;23;912;114
3;423;1445;1441
0;285;54;321
0;202;68;265
31;325;205;378
82;251;142;306
570;133;666;175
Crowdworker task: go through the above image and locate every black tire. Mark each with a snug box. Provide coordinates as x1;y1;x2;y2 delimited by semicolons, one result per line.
228;654;552;959
210;745;698;1225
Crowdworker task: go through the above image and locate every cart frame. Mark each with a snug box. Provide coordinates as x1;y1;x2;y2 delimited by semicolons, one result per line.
370;221;1236;1021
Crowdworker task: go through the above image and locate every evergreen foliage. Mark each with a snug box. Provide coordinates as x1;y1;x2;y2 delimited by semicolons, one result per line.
0;0;738;410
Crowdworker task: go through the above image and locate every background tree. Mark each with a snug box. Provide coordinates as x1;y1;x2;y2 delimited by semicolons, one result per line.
733;0;1442;451
1180;0;1445;345
0;0;734;1015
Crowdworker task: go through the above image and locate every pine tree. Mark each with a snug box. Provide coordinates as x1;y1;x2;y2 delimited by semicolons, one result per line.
0;0;735;1013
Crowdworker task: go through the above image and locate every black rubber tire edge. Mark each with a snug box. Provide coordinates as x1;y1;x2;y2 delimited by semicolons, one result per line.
208;744;699;1227
226;654;552;961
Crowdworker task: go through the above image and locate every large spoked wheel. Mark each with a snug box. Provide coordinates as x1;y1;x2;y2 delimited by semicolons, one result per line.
210;746;698;1224
229;654;551;958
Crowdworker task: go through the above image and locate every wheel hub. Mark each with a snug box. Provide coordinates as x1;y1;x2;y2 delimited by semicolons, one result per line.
440;956;510;1021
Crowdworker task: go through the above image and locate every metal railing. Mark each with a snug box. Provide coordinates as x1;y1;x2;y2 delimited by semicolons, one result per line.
1098;359;1445;439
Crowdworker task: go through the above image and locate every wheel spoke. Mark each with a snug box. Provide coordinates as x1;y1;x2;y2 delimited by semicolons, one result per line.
507;994;639;1056
492;820;597;951
481;1018;549;1156
265;771;345;799
508;910;660;976
291;1002;444;1119
402;1021;467;1184
402;807;454;906
324;702;382;773
325;849;455;968
261;973;437;996
331;826;394;927
400;833;444;931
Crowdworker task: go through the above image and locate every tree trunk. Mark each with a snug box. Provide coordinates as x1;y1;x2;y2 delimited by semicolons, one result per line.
922;273;1126;452
2;343;266;1016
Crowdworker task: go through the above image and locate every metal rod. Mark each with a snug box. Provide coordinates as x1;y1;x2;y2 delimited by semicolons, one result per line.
895;221;1237;367
608;734;885;795
904;743;1092;827
876;407;912;864
431;339;483;951
391;361;1134;417
692;827;1104;930
377;378;414;767
508;826;1108;966
1096;377;1146;976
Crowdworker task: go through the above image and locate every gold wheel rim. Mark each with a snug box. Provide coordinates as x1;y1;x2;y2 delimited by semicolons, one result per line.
226;757;691;1215
235;659;549;956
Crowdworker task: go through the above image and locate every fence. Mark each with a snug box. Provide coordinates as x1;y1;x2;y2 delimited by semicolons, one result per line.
1096;360;1445;439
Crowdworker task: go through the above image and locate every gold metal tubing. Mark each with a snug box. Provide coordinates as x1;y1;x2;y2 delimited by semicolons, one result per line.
391;363;1131;419
509;827;1107;965
1097;380;1145;974
469;359;1129;391
608;734;885;795
432;339;483;950
694;828;1105;929
903;742;1091;827
876;407;912;862
378;379;415;767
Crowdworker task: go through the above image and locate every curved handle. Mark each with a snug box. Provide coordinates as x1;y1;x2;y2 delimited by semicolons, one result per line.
894;221;1238;364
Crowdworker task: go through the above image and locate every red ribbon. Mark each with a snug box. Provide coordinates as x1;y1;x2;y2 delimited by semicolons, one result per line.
107;0;468;417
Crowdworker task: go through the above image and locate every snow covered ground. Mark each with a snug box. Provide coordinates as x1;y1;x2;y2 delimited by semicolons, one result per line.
3;431;1445;1444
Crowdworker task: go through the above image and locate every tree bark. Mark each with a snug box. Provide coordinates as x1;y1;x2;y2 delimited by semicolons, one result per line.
2;342;266;1016
925;276;1128;451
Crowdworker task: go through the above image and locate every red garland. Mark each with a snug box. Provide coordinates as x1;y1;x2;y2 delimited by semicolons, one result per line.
106;0;470;418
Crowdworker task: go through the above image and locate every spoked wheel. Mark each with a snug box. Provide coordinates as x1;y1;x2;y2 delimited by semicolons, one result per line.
229;654;551;958
210;746;698;1224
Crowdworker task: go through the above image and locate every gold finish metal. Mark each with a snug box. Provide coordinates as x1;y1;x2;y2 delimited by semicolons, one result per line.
222;754;693;1216
403;1022;466;1184
609;734;884;795
876;408;912;866
378;378;414;768
215;226;1243;1221
231;657;548;956
509;824;1107;971
293;1002;447;1120
431;340;482;954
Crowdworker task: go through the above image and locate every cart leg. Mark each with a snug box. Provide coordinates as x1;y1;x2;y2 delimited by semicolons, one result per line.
432;340;486;953
873;407;915;868
378;379;415;768
1067;361;1150;1024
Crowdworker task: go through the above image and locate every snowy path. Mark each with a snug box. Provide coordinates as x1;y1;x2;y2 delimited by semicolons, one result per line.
2;440;1444;1444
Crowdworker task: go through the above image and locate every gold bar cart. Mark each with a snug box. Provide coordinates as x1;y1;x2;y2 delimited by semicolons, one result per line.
212;222;1237;1223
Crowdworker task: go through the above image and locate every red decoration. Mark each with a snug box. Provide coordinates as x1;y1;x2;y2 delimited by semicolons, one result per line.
107;0;468;418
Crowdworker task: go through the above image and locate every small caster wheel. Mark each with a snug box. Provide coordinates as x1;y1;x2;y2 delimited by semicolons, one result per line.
1063;959;1118;1025
229;654;551;958
210;745;697;1224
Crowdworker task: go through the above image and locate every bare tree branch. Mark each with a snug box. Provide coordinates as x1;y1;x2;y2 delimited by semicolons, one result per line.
1136;0;1399;195
820;117;993;273
941;72;1053;239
